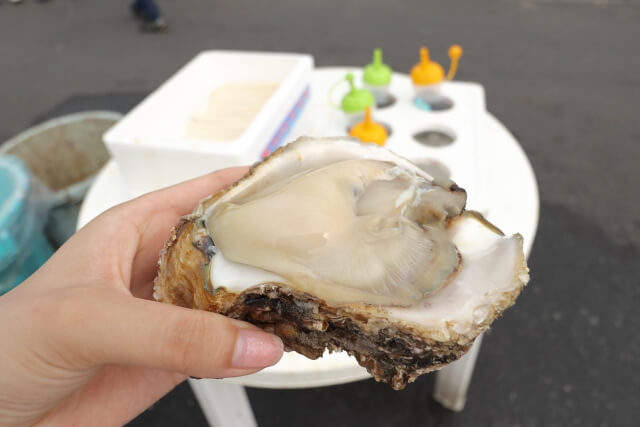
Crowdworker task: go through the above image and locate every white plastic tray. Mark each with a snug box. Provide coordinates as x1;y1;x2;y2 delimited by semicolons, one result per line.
104;51;313;196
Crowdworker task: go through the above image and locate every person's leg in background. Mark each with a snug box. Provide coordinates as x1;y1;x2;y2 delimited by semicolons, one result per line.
131;0;168;33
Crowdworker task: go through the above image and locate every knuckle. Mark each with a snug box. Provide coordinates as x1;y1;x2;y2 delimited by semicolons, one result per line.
165;311;209;370
163;311;236;374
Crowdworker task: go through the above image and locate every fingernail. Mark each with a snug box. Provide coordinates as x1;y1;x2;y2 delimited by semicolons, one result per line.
232;329;284;369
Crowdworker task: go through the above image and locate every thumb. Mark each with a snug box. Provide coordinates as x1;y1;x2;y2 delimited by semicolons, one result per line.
59;289;283;378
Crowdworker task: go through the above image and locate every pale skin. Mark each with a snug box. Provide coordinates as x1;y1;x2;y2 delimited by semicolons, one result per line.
0;167;284;426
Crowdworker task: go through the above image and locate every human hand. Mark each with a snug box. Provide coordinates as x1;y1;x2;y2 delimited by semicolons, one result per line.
0;168;284;426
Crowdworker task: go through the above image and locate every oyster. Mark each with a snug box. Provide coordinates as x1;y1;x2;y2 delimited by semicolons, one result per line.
154;137;529;389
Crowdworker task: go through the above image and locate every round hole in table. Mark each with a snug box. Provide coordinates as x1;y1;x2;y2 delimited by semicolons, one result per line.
413;127;456;147
374;92;397;109
413;94;455;112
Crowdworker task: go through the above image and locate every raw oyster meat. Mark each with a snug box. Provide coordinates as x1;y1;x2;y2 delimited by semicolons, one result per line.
154;137;529;389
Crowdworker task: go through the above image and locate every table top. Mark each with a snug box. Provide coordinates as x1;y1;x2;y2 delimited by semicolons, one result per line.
78;69;539;389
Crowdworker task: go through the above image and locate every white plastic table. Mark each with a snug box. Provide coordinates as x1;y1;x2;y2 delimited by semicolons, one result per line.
78;70;538;426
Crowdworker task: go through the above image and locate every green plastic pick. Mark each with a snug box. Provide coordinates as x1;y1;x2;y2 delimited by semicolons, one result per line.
340;73;375;113
363;48;392;86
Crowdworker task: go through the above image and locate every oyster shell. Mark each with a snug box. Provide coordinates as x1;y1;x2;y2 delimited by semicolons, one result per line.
154;137;529;389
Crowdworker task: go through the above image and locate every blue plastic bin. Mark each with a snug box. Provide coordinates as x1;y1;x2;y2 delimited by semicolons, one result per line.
0;156;54;295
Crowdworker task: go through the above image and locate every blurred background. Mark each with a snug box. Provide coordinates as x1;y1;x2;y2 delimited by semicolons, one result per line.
1;0;638;426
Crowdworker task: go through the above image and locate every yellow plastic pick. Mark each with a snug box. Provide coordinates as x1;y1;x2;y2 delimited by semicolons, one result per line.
349;107;388;146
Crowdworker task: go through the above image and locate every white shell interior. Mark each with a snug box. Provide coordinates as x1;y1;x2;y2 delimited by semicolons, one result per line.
386;216;526;337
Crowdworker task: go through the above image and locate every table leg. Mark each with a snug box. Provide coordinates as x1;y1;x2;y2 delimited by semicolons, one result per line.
433;333;484;412
188;379;258;427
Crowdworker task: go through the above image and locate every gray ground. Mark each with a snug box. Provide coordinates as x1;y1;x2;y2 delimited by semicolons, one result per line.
1;0;638;426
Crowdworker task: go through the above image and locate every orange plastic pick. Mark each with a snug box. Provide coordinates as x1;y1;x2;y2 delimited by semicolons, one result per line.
349;107;388;146
446;44;463;80
410;47;445;86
